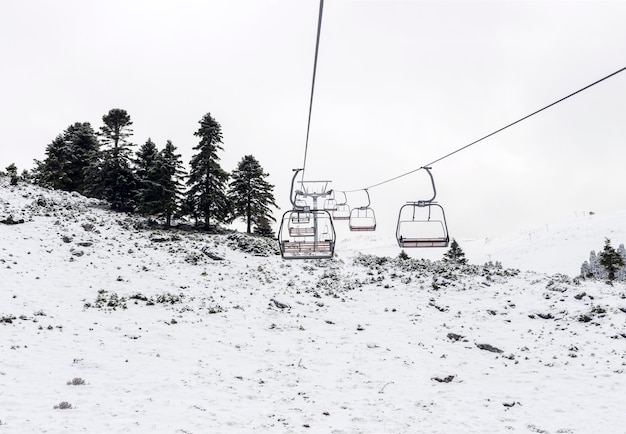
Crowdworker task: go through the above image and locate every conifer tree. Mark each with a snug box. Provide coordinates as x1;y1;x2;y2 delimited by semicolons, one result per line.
65;122;101;193
599;238;624;281
6;164;18;185
159;140;187;227
20;169;32;183
443;238;468;265
36;135;68;188
180;194;200;226
186;113;230;228
90;108;138;211
136;140;187;226
617;244;626;281
36;122;100;194
135;138;159;184
253;215;276;238
99;108;134;154
134;138;161;216
228;155;277;234
397;250;410;260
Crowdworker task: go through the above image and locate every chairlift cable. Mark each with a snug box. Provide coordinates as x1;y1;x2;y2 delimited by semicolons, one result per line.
301;0;325;182
337;65;626;193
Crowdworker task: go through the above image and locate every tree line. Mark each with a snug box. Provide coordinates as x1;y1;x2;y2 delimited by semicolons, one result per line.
581;238;626;282
9;108;277;236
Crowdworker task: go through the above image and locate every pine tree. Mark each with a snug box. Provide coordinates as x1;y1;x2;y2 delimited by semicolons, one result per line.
617;244;626;281
159;140;187;227
135;140;187;227
95;155;138;212
99;109;134;155
92;109;138;211
599;238;625;281
186;113;230;228
580;257;593;279
228;155;277;234
37;135;69;189
36;123;100;194
20;169;33;183
253;215;276;238
180;194;199;226
65;122;101;193
134;138;161;216
6;164;18;185
443;238;467;264
135;138;159;185
581;250;601;279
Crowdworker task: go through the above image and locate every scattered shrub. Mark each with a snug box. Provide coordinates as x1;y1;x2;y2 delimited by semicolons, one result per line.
67;377;86;386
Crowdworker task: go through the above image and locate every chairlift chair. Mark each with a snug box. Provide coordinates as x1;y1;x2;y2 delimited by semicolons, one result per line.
396;203;449;247
323;190;338;211
280;209;336;259
294;191;308;211
290;210;311;225
332;203;350;220
396;167;450;248
332;191;350;220
349;189;376;231
278;169;337;259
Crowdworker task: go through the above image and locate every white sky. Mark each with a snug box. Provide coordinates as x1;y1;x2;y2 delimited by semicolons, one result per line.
2;0;626;240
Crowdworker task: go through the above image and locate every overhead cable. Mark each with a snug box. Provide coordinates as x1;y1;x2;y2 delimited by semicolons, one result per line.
339;65;626;193
301;0;325;181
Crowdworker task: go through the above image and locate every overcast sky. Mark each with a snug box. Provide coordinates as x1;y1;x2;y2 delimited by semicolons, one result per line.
2;0;626;242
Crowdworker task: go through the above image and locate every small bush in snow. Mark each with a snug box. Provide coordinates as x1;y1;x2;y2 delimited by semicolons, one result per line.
1;315;17;324
0;214;25;225
54;401;72;410
67;377;86;386
155;292;184;305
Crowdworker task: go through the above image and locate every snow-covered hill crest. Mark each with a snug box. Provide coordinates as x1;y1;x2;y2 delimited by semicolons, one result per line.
1;177;626;433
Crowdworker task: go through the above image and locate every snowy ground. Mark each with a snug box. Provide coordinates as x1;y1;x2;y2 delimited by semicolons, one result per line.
1;177;625;433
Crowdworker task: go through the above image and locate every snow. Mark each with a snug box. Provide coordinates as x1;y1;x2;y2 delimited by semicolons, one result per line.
1;177;625;433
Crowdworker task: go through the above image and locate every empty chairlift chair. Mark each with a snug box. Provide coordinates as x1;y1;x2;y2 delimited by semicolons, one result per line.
278;169;336;259
279;209;336;259
323;190;338;212
290;210;311;225
332;191;350;221
396;167;450;248
349;189;376;231
288;211;315;237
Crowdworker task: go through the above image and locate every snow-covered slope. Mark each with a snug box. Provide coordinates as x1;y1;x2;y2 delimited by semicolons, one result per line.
1;177;625;433
334;209;626;278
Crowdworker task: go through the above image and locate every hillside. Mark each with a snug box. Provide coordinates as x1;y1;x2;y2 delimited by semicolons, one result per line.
1;177;625;433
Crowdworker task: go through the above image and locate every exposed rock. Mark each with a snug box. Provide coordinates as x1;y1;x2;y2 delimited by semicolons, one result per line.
476;343;503;353
432;375;455;383
201;247;224;261
270;298;290;309
447;333;465;342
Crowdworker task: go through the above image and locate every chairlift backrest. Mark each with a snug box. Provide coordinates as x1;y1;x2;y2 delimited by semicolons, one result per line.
278;169;336;259
332;191;350;220
395;167;450;248
332;203;351;220
324;190;337;211
279;209;336;259
349;189;376;231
